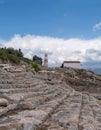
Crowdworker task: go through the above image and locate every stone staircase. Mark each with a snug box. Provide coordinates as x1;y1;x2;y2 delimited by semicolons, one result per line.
0;68;101;130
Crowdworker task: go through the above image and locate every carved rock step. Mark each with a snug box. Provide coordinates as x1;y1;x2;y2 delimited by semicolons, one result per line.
79;94;101;130
0;82;45;94
0;82;71;102
0;81;72;116
0;68;101;130
0;80;42;89
0;90;101;130
36;92;101;130
39;91;82;130
0;79;14;84
0;93;70;130
2;87;57;101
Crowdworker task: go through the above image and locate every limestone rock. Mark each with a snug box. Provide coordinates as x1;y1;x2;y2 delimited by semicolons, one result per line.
16;101;33;110
18;118;40;130
0;66;101;130
0;98;9;107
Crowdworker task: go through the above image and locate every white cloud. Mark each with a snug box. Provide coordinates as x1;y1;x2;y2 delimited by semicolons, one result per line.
93;22;101;31
0;34;101;67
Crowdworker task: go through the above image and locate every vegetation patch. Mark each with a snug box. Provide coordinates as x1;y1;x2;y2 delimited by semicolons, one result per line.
0;47;42;72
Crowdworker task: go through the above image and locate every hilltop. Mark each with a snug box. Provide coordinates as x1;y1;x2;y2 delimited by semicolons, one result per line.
39;67;101;94
0;47;42;72
0;47;32;65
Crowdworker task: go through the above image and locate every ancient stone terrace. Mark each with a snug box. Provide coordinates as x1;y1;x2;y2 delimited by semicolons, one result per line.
0;68;101;130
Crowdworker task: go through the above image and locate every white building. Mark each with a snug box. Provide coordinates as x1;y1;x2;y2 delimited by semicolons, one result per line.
63;61;81;69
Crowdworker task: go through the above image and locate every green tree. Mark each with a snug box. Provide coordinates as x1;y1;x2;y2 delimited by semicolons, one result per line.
33;55;42;65
0;47;23;64
18;49;23;57
6;48;15;55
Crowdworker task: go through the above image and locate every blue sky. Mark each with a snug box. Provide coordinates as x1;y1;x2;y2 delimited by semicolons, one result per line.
0;0;101;39
0;0;101;69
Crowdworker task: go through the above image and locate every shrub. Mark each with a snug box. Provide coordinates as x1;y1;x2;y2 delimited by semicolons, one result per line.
7;55;20;64
32;63;41;72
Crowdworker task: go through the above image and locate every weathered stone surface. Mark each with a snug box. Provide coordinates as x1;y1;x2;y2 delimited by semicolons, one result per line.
0;98;8;107
16;101;34;110
18;118;40;130
0;66;101;130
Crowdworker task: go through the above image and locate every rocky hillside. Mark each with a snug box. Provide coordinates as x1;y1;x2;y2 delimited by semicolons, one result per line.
38;67;101;94
0;66;101;130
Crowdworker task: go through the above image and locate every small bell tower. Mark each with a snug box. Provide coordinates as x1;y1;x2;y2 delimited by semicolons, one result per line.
44;53;48;67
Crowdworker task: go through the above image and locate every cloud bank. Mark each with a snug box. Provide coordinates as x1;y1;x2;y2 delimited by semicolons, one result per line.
0;34;101;68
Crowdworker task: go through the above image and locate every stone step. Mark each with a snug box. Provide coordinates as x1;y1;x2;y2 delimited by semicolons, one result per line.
78;94;100;130
0;83;44;94
0;80;14;84
89;96;101;130
0;68;101;130
6;86;69;102
0;82;69;96
0;87;100;130
0;80;41;89
36;91;82;130
0;92;71;130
